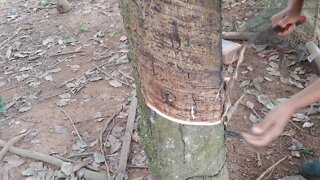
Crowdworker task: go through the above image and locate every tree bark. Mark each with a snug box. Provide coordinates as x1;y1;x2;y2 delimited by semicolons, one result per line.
118;1;227;179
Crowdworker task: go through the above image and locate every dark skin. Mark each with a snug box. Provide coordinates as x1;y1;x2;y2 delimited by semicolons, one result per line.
242;0;320;147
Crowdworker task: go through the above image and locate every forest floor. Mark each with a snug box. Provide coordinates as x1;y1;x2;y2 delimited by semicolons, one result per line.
0;0;319;179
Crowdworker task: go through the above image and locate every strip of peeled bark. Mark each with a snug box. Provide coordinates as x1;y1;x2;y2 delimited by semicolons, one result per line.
118;0;227;179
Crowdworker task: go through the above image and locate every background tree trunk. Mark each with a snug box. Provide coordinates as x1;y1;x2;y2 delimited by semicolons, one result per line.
118;1;227;179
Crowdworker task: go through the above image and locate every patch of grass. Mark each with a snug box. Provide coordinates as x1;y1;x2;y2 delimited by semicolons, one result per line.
257;0;273;8
77;23;88;34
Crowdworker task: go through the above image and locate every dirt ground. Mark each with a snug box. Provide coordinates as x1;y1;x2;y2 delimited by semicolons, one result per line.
0;0;319;180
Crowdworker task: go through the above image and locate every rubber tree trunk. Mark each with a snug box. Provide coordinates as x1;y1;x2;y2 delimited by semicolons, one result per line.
118;1;227;179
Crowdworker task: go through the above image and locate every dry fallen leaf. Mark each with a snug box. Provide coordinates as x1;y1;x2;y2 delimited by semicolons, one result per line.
249;114;260;124
245;101;254;109
4;155;26;168
109;80;123;88
302;122;314;128
269;55;279;61
281;130;296;137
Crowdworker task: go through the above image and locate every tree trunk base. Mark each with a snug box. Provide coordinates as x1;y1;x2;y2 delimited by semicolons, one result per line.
139;110;228;180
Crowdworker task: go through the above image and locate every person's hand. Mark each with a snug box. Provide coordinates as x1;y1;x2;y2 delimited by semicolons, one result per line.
242;103;295;147
271;7;302;36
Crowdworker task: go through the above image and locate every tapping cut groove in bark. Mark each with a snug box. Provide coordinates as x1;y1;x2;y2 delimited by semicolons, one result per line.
118;0;228;179
120;0;224;123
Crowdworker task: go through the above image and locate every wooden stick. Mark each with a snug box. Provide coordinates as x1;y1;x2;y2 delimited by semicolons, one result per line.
67;152;94;159
127;165;148;169
100;108;123;180
234;43;248;80
0;131;29;161
13;115;40;123
4;92;25;111
0;27;22;50
118;70;134;81
95;66;134;88
222;31;256;41
256;156;287;180
39;89;69;101
115;90;138;180
0;84;19;94
257;152;262;167
49;50;83;58
0;139;108;180
289;120;304;132
61;110;84;143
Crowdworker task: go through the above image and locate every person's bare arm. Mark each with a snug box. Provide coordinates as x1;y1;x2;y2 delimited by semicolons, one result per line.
243;78;320;146
272;0;304;36
288;78;320;111
287;0;304;14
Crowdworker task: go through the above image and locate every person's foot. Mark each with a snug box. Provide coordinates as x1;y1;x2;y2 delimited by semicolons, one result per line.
300;158;320;180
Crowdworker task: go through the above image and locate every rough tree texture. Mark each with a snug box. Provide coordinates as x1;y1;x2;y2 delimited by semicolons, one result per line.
118;0;227;179
119;0;223;123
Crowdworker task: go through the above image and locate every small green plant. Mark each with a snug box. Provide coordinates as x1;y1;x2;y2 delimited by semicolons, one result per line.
7;7;17;15
64;37;76;45
0;96;7;113
257;0;272;8
77;23;88;34
108;31;116;37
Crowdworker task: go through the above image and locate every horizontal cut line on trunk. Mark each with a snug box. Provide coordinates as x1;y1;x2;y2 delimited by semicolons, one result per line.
146;101;223;126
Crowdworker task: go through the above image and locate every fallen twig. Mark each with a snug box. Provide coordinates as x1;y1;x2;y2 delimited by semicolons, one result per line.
58;61;129;88
49;50;83;58
115;90;138;180
95;66;134;88
0;116;12;123
0;85;19;94
256;156;287;180
4;92;25;111
102;61;130;68
74;115;109;124
13;115;40;123
0;27;22;50
0;139;108;180
39;89;69;102
67;152;94;159
289;120;304;132
257;152;262;167
223;94;246;125
118;70;134;81
234;43;248;80
52;154;75;163
100;108;123;180
61;110;84;143
127;165;148;169
222;31;256;41
0;131;29;161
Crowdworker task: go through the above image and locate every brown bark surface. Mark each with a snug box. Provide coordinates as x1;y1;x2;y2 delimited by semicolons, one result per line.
118;0;228;179
124;1;224;124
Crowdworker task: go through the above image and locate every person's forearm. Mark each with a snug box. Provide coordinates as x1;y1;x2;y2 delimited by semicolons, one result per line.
286;78;320;112
287;0;304;13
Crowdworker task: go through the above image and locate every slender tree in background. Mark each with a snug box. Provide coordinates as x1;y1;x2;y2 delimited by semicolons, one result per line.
118;1;228;179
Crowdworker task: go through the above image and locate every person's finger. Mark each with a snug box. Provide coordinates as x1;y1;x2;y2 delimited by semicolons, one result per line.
278;16;291;28
242;132;273;147
271;11;286;27
271;14;282;27
278;24;296;36
251;117;275;135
